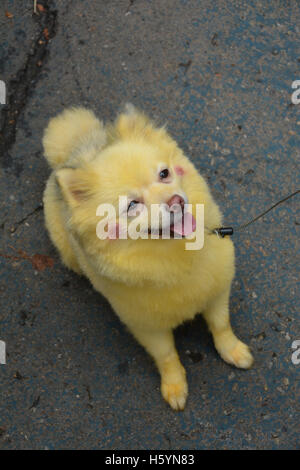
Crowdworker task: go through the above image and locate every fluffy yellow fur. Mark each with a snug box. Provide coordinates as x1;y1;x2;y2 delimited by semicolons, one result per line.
43;106;253;410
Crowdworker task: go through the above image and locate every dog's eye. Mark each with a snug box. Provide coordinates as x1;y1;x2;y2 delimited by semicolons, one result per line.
159;169;169;179
127;200;139;212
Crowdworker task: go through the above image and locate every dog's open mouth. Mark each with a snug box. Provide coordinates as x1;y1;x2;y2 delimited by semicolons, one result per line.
148;212;196;238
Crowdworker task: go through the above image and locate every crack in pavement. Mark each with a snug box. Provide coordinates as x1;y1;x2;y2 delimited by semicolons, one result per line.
0;1;57;169
126;0;136;14
10;202;44;233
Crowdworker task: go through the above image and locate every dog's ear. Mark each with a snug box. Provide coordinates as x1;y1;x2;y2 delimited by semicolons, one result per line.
113;104;171;147
56;168;92;207
114;103;152;139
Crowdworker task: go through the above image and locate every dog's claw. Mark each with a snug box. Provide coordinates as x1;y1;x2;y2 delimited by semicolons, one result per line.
161;381;188;410
219;340;254;369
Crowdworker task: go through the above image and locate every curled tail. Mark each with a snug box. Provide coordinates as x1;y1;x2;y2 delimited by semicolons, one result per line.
43;107;106;169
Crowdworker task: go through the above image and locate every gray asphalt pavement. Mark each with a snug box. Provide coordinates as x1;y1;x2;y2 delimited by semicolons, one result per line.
0;0;299;449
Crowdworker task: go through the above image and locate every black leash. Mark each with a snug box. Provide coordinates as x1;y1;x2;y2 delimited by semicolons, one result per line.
213;189;300;237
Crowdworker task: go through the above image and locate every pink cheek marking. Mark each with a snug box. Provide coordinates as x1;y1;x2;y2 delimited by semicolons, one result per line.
174;166;185;176
108;223;120;240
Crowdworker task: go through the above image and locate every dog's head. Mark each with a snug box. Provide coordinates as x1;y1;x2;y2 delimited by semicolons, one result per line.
56;106;206;250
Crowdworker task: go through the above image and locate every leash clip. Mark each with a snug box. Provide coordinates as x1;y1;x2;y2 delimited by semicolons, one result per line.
214;227;234;238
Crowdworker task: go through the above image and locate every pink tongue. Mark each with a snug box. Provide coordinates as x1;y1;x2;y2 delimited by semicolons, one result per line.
172;212;196;236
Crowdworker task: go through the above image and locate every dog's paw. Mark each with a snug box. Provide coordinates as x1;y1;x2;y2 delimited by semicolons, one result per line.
218;340;254;369
161;380;188;411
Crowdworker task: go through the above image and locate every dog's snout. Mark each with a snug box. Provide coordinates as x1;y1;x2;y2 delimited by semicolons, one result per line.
166;194;184;212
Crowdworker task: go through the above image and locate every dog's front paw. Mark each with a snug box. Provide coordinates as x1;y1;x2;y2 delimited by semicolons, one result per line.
217;340;254;369
161;379;188;411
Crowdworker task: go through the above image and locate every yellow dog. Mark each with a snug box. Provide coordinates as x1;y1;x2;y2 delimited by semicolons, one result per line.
43;106;253;410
